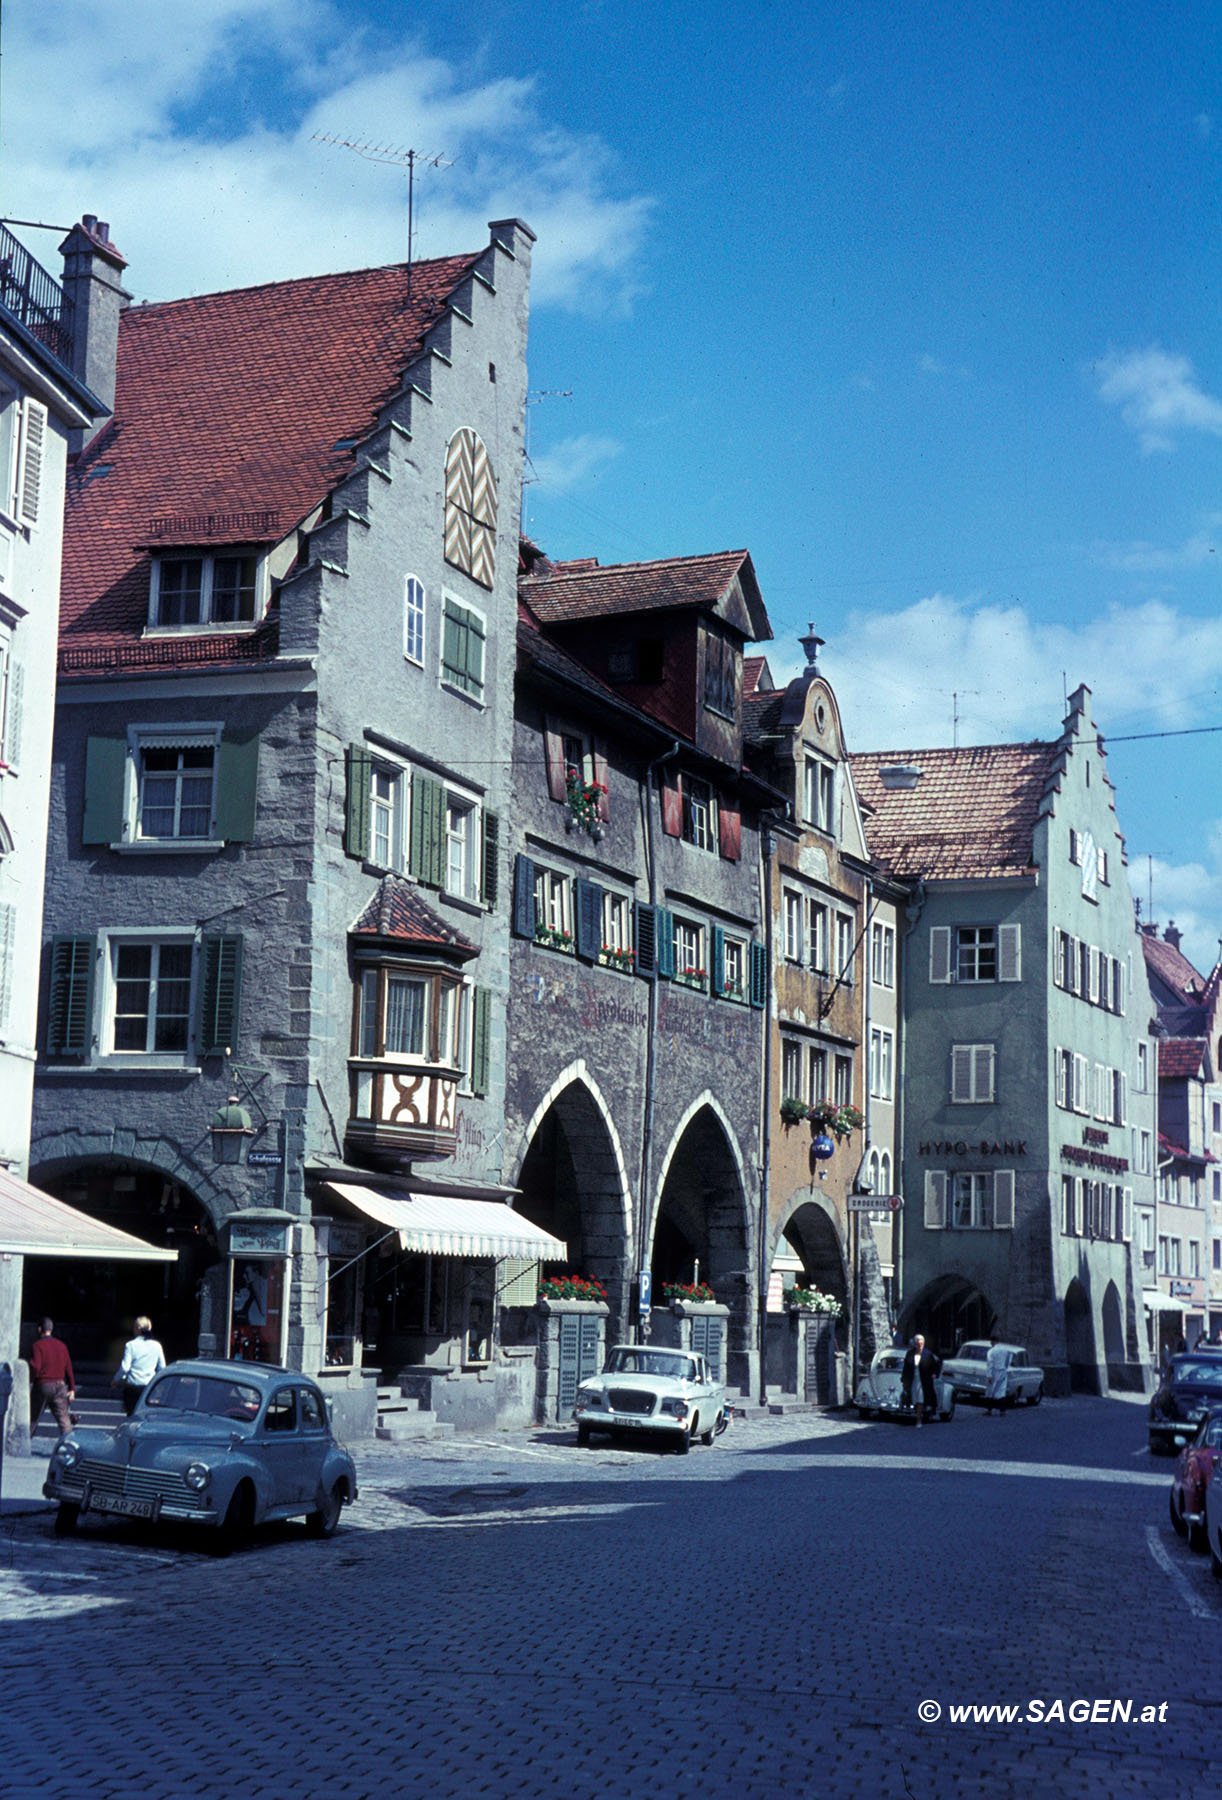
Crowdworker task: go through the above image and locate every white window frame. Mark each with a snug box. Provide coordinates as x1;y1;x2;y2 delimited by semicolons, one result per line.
869;1026;894;1101
403;575;426;666
870;921;895;989
674;917;707;987
782;1039;802;1102
783;891;803;963
682;775;717;853
601;891;632;959
804;754;835;833
148;551;266;631
444;792;479;901
808;900;829;974
533;865;573;946
1135;1129;1152;1176
951;1171;993;1230
1135;1041;1149;1092
833;1052;852;1106
722;934;747;1002
835;913;855;983
809;1045;828;1105
120;724;224;850
370;760;405;871
100;928;197;1066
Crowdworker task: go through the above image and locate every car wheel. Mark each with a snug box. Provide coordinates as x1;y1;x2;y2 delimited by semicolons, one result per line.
700;1416;718;1447
213;1482;255;1555
674;1427;691;1455
1170;1488;1187;1537
54;1503;80;1536
939;1394;956;1423
1149;1437;1172;1457
306;1481;344;1539
1029;1383;1043;1407
1188;1516;1208;1554
576;1423;591;1448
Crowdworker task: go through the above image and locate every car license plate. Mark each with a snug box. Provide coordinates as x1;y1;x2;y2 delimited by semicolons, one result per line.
86;1490;161;1521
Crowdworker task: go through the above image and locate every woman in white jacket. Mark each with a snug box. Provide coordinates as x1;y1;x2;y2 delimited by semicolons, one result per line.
113;1316;167;1415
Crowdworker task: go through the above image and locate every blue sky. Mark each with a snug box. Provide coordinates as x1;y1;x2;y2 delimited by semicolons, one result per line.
4;1;1220;963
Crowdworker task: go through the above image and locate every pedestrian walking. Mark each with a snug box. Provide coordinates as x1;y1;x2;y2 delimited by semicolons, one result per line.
113;1316;166;1415
984;1335;1010;1415
901;1333;942;1424
28;1318;76;1442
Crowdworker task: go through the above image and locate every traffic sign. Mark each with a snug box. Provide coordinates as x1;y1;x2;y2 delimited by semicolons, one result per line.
847;1194;903;1212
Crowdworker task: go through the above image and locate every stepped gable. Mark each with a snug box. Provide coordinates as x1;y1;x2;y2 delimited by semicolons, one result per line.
60;249;481;673
522;549;758;625
851;742;1059;881
1157;1038;1207;1081
351;875;477;958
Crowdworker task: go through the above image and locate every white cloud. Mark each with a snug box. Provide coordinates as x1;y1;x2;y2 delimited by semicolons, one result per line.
1095;346;1222;453
528;433;622;493
1093;519;1220;572
1140;849;1222;976
1;0;652;310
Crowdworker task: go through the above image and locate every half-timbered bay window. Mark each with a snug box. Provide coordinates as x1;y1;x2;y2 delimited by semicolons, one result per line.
348;956;471;1165
44;931;243;1064
148;552;262;628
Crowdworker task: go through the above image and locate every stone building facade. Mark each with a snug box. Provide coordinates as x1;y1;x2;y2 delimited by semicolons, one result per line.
853;686;1154;1394
30;218;545;1434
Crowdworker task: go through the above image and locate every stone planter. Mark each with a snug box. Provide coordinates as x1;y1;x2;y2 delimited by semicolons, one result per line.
535;1298;609;1424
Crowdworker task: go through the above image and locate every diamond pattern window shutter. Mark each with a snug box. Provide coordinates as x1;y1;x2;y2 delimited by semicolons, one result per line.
47;935;95;1056
749;941;768;1008
17;398;47;526
512;855;537;939
344;745;372;861
198;935;244;1057
634;902;657;976
575;878;602;962
444;428;498;590
481;811;500;907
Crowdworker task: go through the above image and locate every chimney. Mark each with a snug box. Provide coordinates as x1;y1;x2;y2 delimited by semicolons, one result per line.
1164;921;1182;951
59;215;129;450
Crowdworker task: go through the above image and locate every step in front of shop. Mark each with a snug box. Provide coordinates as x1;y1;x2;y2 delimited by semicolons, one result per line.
375;1388;455;1442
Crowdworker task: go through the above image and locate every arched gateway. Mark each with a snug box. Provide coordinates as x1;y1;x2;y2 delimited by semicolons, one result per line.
650;1100;752;1385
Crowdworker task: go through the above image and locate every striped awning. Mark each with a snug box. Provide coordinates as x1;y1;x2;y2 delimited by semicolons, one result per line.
0;1166;177;1262
322;1181;566;1261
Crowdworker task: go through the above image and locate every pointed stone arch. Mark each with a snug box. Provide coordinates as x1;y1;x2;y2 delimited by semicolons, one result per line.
1064;1276;1099;1393
900;1272;998;1356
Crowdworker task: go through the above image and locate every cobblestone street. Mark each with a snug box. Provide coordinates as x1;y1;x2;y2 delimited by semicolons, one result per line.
0;1396;1216;1799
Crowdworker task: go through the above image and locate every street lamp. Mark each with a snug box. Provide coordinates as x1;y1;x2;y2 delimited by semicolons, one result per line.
209;1095;255;1165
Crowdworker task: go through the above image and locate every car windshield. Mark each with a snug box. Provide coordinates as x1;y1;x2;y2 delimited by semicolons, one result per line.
1173;1361;1222;1389
143;1373;262;1419
1201;1418;1222;1448
604;1348;696;1381
954;1345;988;1363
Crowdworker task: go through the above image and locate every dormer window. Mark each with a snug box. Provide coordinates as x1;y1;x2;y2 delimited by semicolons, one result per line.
149;552;261;628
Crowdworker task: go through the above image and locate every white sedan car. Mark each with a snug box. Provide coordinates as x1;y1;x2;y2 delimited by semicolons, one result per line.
940;1341;1045;1407
573;1345;725;1453
855;1347;956;1422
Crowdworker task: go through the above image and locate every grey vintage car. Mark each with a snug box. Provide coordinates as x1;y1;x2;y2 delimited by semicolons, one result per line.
940;1340;1045;1407
43;1359;357;1545
573;1345;726;1451
854;1346;957;1422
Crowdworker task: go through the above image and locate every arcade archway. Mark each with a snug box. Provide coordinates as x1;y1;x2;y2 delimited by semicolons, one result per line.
651;1104;751;1374
1065;1278;1098;1393
513;1078;631;1328
901;1273;997;1357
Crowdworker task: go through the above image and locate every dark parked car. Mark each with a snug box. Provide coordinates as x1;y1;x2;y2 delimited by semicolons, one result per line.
1148;1352;1222;1456
43;1359;357;1546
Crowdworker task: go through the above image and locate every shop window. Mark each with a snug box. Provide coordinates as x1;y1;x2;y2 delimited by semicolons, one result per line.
229;1259;284;1363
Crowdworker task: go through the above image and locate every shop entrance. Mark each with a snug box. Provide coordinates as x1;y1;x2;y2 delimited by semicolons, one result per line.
25;1160;220;1375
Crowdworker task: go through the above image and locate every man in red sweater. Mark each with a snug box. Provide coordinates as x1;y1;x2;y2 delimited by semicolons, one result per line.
29;1318;75;1441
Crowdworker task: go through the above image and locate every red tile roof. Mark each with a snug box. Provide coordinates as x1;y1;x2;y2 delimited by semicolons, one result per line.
1141;930;1205;1001
521;550;755;625
60;250;481;674
850;743;1059;880
1158;1038;1207;1081
350;876;477;956
743;655;772;696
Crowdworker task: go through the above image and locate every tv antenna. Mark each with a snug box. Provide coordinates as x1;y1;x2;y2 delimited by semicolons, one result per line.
522;389;573;530
312;134;453;298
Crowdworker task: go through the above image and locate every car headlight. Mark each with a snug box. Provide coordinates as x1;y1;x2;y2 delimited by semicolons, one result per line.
574;1388;602;1409
184;1461;211;1492
660;1397;688;1419
52;1441;82;1470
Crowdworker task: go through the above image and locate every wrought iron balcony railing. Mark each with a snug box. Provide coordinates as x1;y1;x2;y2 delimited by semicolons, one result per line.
0;222;74;366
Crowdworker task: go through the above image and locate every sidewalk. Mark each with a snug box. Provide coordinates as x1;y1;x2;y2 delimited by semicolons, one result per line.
0;1445;54;1516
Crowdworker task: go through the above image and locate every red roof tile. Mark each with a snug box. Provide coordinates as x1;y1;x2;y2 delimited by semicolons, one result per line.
850;743;1059;881
61;250;481;673
521;550;755;625
1141;930;1205;1001
350;876;477;955
743;655;772;696
1158;1038;1207;1081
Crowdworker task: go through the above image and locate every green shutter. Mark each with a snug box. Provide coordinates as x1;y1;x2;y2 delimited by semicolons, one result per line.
215;735;259;842
82;736;127;845
46;935;95;1055
197;934;244;1056
466;608;486;696
750;940;769;1008
471;985;491;1097
442;604;463;687
711;926;726;995
481;811;500;907
655;907;675;980
409;772;445;887
345;745;372;860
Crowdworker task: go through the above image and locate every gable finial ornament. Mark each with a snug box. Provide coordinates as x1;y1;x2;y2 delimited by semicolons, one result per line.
799;623;824;674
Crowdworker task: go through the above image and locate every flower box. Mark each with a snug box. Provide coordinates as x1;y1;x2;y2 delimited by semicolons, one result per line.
534;925;575;954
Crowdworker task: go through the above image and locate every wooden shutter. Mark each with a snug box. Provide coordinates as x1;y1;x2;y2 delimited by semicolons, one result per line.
993;1170;1015;1230
2;658;22;772
464;606;487;693
950;1045;973;1103
749;940;768;1009
46;935;95;1055
1055;1047;1068;1109
1073;1053;1090;1114
17;398;47;526
1122;1186;1133;1244
710;926;726;995
409;771;445;887
1052;933;1065;989
574;878;602;962
592;744;610;821
923;1170;947;1230
929;926;952;984
1063;937;1078;996
634;903;657;976
998;923;1021;982
544;723;568;801
975;1044;995;1102
444;430;475;576
718;804;741;861
82;735;127;845
215;736;259;842
197;935;244;1056
344;744;372;861
654;907;675;979
660;770;683;837
512;855;536;939
471;986;491;1096
480;811;500;907
0;902;14;1030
